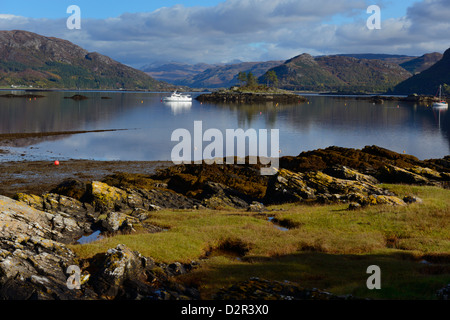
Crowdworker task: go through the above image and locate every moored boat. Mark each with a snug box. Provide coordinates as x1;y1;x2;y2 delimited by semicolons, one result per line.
432;85;448;109
163;91;192;102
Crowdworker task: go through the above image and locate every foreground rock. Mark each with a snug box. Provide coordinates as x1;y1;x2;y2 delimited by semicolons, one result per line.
0;195;200;300
264;168;406;207
0;195;87;299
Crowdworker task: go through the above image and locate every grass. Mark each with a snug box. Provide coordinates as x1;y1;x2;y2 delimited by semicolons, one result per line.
69;184;450;299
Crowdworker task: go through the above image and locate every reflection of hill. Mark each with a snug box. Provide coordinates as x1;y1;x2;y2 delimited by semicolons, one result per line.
210;101;302;128
0;91;143;133
211;96;450;150
0;91;147;146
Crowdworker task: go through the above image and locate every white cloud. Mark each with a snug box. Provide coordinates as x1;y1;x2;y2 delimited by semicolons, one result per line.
0;0;448;66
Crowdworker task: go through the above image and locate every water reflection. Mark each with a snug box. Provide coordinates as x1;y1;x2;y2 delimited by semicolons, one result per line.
163;101;192;115
0;91;448;162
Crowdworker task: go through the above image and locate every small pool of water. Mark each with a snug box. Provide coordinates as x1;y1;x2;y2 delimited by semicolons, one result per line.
268;217;289;231
76;230;103;244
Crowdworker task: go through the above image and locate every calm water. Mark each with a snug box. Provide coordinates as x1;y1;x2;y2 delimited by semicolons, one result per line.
0;90;449;162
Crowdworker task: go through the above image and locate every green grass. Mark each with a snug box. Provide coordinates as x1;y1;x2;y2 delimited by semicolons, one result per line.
70;184;450;299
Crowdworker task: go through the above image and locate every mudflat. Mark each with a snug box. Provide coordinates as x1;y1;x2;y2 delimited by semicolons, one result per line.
0;159;173;197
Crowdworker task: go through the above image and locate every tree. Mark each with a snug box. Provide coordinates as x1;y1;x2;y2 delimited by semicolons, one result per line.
246;72;258;88
264;70;278;88
237;71;247;86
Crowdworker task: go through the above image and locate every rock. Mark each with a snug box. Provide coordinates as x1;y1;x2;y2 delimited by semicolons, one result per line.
324;165;379;185
90;244;152;299
89;181;129;213
408;166;443;180
167;262;187;276
379;165;430;185
50;178;89;201
348;202;361;210
102;212;136;233
403;195;423;204
265;168;403;206
200;181;251;209
0;195;88;299
14;193;94;243
265;169;315;204
247;201;267;212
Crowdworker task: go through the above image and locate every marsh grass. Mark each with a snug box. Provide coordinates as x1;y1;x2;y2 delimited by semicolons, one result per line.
69;184;450;299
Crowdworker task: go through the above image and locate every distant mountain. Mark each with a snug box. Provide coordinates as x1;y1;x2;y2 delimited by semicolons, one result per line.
141;62;214;84
392;48;450;95
177;60;284;88
0;30;170;90
262;53;412;92
399;52;443;74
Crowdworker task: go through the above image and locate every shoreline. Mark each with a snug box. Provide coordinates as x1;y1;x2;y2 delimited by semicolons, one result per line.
0;159;173;197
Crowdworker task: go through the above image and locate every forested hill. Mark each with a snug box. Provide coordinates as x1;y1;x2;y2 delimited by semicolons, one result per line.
392;48;450;95
261;53;412;93
0;30;170;90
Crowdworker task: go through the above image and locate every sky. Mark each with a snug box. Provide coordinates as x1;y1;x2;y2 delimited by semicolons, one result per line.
0;0;449;68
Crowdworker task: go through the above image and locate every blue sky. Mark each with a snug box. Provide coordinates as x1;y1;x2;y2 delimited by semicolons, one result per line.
1;0;448;66
0;0;221;18
1;0;416;19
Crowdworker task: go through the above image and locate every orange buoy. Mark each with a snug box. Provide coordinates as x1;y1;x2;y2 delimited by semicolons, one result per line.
54;160;60;166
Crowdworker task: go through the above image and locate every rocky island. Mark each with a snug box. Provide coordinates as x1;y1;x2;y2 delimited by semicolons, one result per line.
196;88;308;104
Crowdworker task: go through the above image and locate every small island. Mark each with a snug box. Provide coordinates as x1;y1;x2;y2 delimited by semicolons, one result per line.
196;70;308;104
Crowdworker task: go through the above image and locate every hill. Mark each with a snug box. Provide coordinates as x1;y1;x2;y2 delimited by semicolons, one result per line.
337;53;416;65
399;52;443;74
392;48;450;95
174;60;284;88
262;54;412;92
0;30;170;90
141;62;214;84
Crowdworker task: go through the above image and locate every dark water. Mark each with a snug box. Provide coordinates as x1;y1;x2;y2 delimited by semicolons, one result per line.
0;90;449;162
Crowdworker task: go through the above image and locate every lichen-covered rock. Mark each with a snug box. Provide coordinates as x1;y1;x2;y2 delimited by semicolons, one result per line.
102;212;136;233
0;195;87;300
403;195;423;204
324;165;379;185
90;244;151;299
265;168;403;206
89;181;129;213
379;165;430;185
265;169;315;204
14;193;94;243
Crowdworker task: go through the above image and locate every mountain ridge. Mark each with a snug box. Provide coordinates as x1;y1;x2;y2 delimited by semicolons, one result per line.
392;48;450;95
262;54;412;92
0;30;171;90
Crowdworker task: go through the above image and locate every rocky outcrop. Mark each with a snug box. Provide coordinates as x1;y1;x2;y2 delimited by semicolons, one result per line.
264;168;405;207
0;196;199;300
0;195;87;299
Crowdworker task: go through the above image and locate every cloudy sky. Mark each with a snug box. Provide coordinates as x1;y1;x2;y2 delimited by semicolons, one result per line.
1;0;449;68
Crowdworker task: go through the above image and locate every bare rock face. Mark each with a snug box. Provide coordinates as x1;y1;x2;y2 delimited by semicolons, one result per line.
13;193;95;243
90;244;152;299
0;195;84;299
264;168;405;207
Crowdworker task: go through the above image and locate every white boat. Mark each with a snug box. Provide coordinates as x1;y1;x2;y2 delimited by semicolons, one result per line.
432;85;448;109
162;91;192;102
